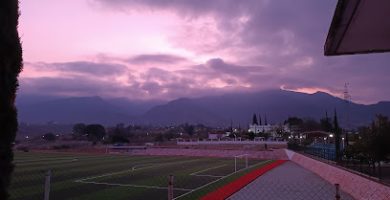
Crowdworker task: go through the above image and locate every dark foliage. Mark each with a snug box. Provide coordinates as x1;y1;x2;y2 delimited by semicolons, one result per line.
0;0;23;199
154;133;164;142
85;124;106;143
333;111;341;162
42;133;56;141
252;113;258;125
72;123;86;138
350;115;390;161
320;112;333;132
284;117;303;137
302;118;321;132
247;131;255;140
110;134;129;144
284;117;303;127
183;123;194;136
109;125;128;143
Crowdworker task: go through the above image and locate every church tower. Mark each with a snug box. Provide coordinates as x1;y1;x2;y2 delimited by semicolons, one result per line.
252;113;258;125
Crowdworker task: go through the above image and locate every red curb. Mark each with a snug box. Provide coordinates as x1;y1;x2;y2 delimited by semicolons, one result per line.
200;160;287;200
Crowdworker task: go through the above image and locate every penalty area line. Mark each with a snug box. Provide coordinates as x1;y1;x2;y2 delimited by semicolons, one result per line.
189;164;227;176
75;158;207;182
75;180;192;192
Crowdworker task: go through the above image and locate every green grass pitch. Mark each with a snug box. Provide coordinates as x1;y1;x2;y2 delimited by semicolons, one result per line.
10;152;271;200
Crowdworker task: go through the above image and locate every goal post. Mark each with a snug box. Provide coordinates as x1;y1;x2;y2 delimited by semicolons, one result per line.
107;145;147;154
234;154;249;172
168;175;174;200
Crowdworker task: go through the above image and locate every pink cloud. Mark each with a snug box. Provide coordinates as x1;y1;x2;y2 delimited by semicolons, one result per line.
18;0;390;104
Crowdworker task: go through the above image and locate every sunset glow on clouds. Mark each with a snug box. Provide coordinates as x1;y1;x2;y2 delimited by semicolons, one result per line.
19;0;390;103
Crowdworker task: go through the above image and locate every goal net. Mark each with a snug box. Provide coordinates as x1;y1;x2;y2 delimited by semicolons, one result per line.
234;154;249;172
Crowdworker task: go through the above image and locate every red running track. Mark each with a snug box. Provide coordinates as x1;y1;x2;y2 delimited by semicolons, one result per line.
200;160;287;200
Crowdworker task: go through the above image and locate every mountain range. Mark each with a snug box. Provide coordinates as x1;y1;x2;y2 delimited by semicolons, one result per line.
17;90;390;128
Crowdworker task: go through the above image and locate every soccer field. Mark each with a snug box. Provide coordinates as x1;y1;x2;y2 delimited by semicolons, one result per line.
10;152;271;200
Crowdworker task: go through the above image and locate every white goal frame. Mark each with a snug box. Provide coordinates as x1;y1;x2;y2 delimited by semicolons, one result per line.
234;154;249;172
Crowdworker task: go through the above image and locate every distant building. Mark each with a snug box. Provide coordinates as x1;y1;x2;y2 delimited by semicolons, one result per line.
248;113;273;133
208;133;222;140
208;131;227;140
248;113;290;138
249;124;273;133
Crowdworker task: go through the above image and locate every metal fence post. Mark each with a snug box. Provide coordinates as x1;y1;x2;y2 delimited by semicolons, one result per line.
44;170;51;200
335;183;340;200
168;175;174;200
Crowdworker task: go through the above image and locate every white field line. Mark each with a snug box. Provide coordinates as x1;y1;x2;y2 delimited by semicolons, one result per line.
75;180;192;192
74;159;207;191
190;164;226;176
15;158;78;164
191;174;224;178
76;169;134;182
172;160;269;200
76;162;227;191
189;164;226;178
75;158;204;182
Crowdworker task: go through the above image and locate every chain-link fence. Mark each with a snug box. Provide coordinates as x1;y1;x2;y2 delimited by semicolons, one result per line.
290;143;390;184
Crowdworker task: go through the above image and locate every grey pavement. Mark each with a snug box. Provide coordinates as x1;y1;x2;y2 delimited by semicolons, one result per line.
228;161;355;200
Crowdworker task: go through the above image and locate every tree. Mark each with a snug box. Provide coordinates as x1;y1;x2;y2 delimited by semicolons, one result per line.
155;133;164;142
42;133;56;142
183;123;194;136
247;131;255;140
108;124;130;144
284;117;303;127
284;117;303;137
110;134;129;144
252;114;258;125
349;116;390;176
302;118;321;132
72;123;86;138
333;110;342;162
0;1;23;199
370;115;390;165
320;112;333;132
85;124;106;143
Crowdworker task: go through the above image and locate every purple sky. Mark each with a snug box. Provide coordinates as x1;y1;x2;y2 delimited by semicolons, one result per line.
19;0;390;104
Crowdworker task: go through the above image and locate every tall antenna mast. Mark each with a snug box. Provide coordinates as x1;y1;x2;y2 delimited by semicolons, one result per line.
343;83;351;147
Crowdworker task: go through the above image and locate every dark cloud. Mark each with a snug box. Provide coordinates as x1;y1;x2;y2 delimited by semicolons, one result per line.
94;0;250;18
204;58;266;76
29;61;127;76
20;77;114;96
127;54;188;65
21;58;268;100
20;55;390;103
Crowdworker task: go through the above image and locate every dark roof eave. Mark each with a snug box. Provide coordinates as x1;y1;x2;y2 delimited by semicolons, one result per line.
324;0;362;56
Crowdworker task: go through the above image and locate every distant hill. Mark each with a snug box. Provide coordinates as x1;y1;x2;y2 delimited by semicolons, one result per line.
17;90;390;128
137;90;390;127
18;96;130;125
138;98;226;126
